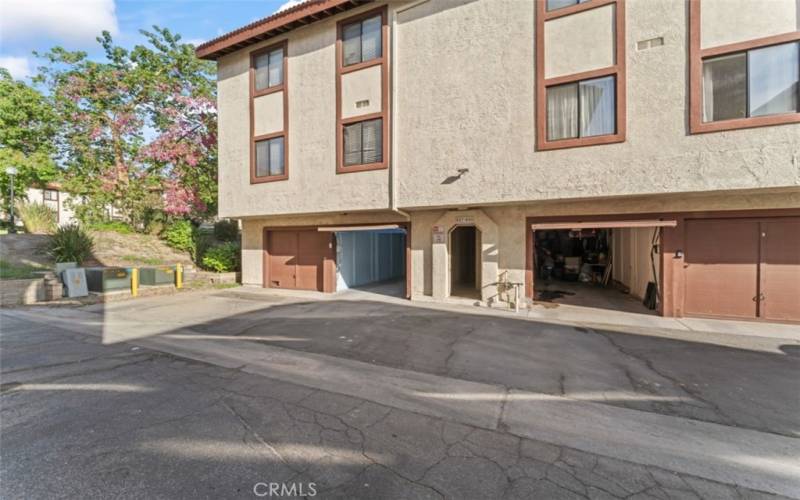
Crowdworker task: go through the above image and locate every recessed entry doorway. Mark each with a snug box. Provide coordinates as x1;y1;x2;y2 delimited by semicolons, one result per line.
450;225;481;299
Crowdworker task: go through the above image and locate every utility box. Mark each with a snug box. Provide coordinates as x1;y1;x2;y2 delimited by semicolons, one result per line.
62;268;88;298
85;267;131;293
139;266;176;286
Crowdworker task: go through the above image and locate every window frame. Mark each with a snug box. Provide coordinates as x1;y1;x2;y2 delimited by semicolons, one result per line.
335;6;389;174
689;1;800;134
535;0;626;151
252;45;285;95
254;135;287;179
342;116;384;167
249;40;289;183
341;13;383;68
546;75;618;141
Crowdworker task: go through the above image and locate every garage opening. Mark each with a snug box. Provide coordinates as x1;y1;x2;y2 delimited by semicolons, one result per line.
532;220;673;315
333;227;406;297
450;225;481;299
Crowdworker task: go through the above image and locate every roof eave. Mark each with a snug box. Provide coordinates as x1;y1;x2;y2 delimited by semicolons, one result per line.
195;0;370;61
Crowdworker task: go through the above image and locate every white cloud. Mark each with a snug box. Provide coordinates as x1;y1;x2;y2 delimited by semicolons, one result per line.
275;0;304;14
0;0;119;46
0;56;32;79
184;38;206;47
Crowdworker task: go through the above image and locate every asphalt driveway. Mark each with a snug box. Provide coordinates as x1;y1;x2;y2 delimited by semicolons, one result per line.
182;294;800;438
5;311;790;500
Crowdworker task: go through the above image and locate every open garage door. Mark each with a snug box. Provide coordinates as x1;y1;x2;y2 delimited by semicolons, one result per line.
331;227;407;297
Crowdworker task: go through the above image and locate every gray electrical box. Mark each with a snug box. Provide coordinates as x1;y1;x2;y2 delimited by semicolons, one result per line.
62;268;88;298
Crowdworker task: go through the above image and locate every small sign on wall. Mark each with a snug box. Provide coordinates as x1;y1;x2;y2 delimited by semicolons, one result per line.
432;225;445;244
455;216;474;224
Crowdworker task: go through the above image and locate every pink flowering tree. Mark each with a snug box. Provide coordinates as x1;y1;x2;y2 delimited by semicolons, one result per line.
35;27;217;227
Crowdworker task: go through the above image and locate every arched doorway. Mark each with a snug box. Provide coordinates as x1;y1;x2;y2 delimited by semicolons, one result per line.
449;225;481;299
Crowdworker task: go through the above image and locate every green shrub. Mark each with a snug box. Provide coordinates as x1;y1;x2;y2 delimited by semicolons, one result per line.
201;242;240;272
214;219;239;242
47;224;94;264
88;220;133;234
163;220;195;253
16;201;56;234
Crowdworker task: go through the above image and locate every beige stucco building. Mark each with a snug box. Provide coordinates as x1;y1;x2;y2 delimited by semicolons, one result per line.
198;0;800;322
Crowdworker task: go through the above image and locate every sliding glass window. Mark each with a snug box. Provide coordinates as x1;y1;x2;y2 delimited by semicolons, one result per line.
546;76;616;141
703;41;799;123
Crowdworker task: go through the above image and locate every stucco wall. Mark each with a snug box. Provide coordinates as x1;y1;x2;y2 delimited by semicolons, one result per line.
544;4;616;78
700;0;798;48
394;0;800;210
253;91;284;136
216;2;399;219
341;65;383;119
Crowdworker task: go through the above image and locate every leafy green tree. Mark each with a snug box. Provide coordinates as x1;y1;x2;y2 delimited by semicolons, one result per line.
0;69;59;208
35;27;217;227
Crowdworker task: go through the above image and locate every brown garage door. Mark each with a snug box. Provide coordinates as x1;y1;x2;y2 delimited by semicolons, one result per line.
684;217;800;322
760;218;800;321
265;230;333;292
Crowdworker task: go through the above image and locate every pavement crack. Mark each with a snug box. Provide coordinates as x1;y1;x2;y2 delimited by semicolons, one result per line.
221;400;297;472
588;328;737;426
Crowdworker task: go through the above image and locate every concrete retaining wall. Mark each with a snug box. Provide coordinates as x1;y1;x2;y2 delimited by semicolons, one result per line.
0;279;44;306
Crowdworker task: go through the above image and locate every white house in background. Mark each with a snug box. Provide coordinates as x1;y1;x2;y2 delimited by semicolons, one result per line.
25;183;78;227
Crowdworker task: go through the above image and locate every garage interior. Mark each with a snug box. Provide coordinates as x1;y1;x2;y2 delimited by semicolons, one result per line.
334;227;406;297
533;224;661;315
450;226;481;299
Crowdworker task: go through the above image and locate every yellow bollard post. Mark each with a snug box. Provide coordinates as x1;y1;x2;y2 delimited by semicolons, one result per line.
175;263;183;289
131;268;139;297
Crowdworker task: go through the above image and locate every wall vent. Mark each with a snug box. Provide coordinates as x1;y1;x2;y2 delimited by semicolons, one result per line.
637;37;664;51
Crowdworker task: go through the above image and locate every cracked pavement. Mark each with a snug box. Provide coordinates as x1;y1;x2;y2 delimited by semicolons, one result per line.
1;312;792;500
170;296;799;438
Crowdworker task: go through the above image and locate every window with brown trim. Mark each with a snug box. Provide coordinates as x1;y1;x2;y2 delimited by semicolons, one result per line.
250;40;289;183
253;46;284;92
547;75;616;141
342;14;382;67
701;42;799;123
335;6;389;174
689;1;800;133
43;189;58;202
255;136;285;177
535;0;626;151
343;118;382;166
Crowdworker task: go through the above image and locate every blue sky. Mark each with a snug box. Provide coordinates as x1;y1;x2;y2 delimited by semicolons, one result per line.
0;0;302;80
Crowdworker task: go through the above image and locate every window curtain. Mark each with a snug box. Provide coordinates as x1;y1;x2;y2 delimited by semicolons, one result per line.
344;122;362;165
342;23;362;66
546;83;578;141
579;76;615;137
268;48;283;87
255;140;269;177
361;119;382;164
268;137;284;176
361;16;382;61
702;53;746;122
254;53;270;90
748;42;799;117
